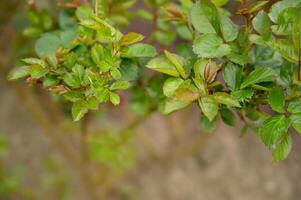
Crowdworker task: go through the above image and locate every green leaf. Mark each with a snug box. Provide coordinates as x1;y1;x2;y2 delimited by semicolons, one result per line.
232;88;254;102
72;101;89;121
163;98;191;114
219;9;239;42
268;0;301;23
110;68;122;80
193;33;231;58
252;11;271;36
240;67;276;89
30;65;48;79
110;92;120;106
110;80;130;90
267;39;298;64
212;92;241;107
288;98;301;114
290;114;301;134
120;32;144;46
22;58;47;68
211;0;229;7
8;66;30;80
163;78;184;97
200;114;217;133
76;6;93;21
198;96;218;121
91;44;104;65
164;50;187;78
268;86;285;113
220;108;236;126
127;43;157;57
35;33;61;57
272;133;293;162
259;115;291;148
190;0;220;34
43;75;59;87
146;56;180;77
223;63;242;91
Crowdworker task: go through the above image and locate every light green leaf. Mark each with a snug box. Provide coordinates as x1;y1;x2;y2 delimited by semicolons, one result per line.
164;50;187;78
146;56;180;77
211;0;229;7
223;63;242;91
110;92;121;106
252;10;271;36
72;101;89;121
110;80;130;90
91;44;104;65
219;9;239;42
268;86;285;113
259;115;291;148
212;92;241;107
127;43;157;57
193;33;231;58
198;96;218;121
190;0;220;34
272;133;293;162
163;78;184;97
163;98;191;114
240;67;276;89
30;65;48;79
268;0;301;23
288;99;301;114
8;66;30;80
120;32;144;46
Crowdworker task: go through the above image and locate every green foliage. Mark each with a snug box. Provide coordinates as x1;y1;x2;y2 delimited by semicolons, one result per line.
9;0;301;161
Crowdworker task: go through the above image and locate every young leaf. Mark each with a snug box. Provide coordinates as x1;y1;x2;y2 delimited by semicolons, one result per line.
272;133;293;162
127;43;157;57
146;56;180;77
120;32;144;46
240;67;276;89
259;115;291;148
8;66;30;80
212;92;241;107
198;96;218;121
163;78;184;97
199;114;217;133
164;50;186;78
193;33;231;58
110;92;121;106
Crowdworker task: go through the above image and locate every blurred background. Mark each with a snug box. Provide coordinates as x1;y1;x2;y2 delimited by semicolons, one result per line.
1;0;301;200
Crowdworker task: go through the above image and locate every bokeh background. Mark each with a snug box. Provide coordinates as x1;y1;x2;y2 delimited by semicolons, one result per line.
1;0;301;200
